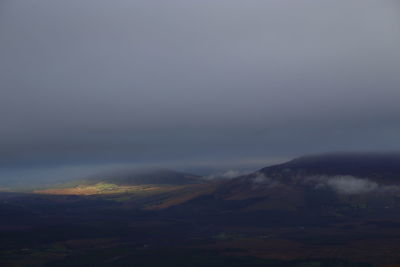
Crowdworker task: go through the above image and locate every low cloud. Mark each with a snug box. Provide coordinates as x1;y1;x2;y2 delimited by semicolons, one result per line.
307;175;400;195
324;176;378;194
204;170;248;180
251;173;281;188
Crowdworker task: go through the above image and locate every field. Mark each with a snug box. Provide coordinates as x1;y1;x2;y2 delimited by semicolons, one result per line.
1;187;400;267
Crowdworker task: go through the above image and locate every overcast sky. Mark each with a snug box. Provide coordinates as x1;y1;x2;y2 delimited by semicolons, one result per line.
1;0;400;184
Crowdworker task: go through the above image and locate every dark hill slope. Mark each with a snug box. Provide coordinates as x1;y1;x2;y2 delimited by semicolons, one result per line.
165;153;400;226
216;152;400;201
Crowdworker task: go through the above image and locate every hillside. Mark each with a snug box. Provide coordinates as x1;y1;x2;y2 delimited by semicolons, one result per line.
167;152;400;224
217;152;400;199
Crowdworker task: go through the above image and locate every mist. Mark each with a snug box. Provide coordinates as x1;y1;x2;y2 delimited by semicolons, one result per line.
306;175;400;195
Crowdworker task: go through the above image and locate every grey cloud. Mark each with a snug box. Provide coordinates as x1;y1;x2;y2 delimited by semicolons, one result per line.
324;176;379;195
1;0;400;182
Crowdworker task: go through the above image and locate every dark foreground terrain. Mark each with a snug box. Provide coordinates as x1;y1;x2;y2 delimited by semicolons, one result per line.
2;154;400;266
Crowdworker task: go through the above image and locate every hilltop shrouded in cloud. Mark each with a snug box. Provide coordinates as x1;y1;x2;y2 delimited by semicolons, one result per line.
1;0;400;183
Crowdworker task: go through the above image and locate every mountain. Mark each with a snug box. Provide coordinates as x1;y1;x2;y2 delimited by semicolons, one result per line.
217;152;400;198
165;152;400;227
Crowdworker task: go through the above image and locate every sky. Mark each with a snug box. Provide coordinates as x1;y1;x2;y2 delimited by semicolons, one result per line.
1;0;400;185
